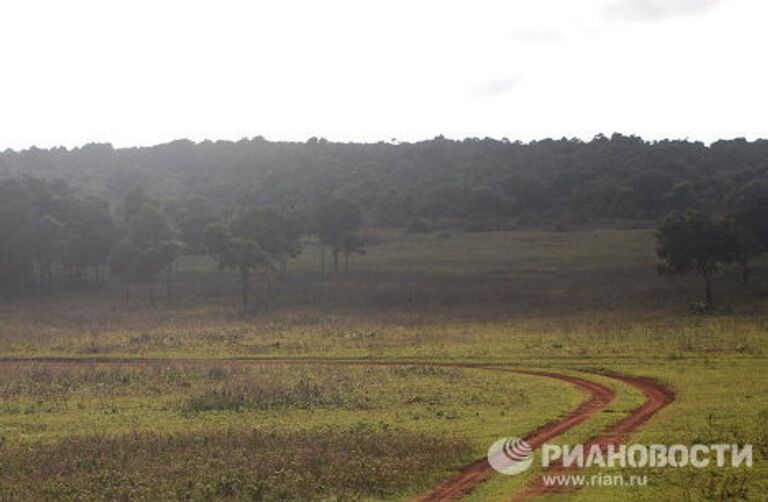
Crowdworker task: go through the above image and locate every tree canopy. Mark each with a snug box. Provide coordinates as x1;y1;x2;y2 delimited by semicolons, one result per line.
656;211;745;306
205;207;302;309
2;135;767;227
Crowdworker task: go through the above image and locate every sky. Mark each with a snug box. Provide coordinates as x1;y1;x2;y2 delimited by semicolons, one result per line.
0;0;766;150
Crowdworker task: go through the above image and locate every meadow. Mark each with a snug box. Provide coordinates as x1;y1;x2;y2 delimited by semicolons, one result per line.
0;227;765;501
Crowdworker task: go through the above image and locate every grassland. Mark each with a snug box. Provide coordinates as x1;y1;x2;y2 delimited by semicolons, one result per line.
0;227;766;501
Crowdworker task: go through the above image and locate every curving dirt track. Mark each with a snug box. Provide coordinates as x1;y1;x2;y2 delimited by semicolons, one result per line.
412;368;615;502
0;357;673;502
509;373;675;501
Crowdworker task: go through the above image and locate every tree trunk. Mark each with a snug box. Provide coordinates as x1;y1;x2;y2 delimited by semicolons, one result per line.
241;267;250;310
740;259;750;285
165;268;172;305
149;283;155;307
320;245;326;277
125;283;131;303
703;272;713;306
345;253;350;274
333;249;339;274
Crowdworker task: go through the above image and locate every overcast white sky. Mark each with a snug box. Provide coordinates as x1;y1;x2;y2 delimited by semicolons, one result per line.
0;0;766;150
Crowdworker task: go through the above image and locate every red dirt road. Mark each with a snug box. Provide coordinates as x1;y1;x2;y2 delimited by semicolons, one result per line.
413;369;615;502
0;357;674;501
509;373;675;501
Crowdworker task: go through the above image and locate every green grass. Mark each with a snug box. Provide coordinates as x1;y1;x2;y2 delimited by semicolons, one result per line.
0;362;584;501
0;227;766;500
0;429;472;501
0;363;581;453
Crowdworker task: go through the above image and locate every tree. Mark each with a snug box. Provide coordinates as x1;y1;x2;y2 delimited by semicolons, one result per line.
132;204;178;303
732;180;768;253
128;204;174;249
109;198;180;305
144;240;182;304
14;215;64;289
314;199;363;275
340;233;366;273
720;217;761;285
279;210;305;275
58;195;115;284
205;207;301;309
123;186;148;221
169;196;219;254
0;176;115;293
107;238;140;301
656;211;740;306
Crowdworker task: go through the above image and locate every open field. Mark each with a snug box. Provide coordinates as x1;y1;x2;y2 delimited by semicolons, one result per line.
3;2;767;501
0;228;766;501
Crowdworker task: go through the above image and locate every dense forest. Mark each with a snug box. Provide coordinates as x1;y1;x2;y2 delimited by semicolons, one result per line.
2;134;767;227
1;134;767;304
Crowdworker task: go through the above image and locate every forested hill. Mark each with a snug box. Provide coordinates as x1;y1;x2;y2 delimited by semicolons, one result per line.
1;134;767;226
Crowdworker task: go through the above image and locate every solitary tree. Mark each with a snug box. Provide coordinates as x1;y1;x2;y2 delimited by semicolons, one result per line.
656;211;739;307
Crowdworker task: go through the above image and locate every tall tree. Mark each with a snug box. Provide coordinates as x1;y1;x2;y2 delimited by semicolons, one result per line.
656;211;740;306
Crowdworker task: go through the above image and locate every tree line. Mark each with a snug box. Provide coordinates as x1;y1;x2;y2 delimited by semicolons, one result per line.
0;177;366;308
1;133;767;310
2;134;767;229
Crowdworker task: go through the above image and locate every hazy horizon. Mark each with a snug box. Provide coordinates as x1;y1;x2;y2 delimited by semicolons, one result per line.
3;131;767;154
